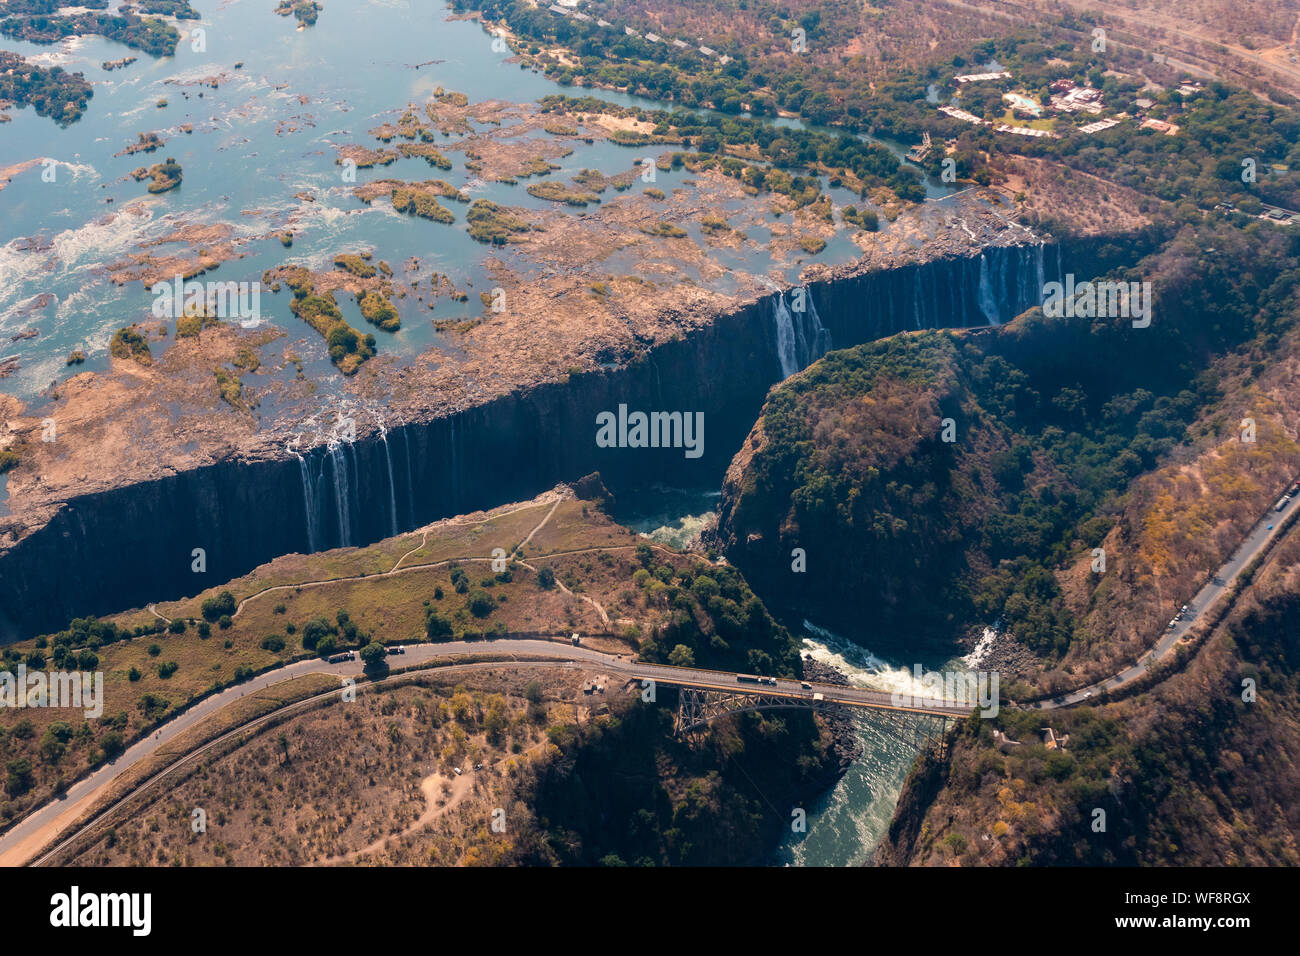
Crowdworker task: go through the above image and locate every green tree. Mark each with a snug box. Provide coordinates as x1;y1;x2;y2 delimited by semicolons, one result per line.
668;644;696;667
468;589;495;618
359;641;388;668
425;610;453;640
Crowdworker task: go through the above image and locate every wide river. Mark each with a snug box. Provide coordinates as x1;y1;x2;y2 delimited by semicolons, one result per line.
0;0;953;401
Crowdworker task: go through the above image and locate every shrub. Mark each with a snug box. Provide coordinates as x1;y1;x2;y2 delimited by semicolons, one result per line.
201;590;237;621
301;617;334;650
425;611;453;640
467;589;495;618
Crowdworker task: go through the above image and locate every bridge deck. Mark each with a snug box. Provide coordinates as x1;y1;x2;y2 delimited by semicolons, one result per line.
625;664;975;718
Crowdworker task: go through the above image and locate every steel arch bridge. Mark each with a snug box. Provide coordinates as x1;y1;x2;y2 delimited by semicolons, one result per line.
672;686;956;756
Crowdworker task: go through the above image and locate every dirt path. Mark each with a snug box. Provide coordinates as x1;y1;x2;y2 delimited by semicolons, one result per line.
224;496;586;620
319;740;549;865
319;771;472;864
512;498;560;559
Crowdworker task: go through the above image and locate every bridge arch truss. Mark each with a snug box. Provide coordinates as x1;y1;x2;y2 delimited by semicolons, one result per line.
672;686;955;757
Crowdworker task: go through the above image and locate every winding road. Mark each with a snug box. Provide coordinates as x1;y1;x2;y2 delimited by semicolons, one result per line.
1034;482;1300;709
4;478;1296;865
0;636;968;867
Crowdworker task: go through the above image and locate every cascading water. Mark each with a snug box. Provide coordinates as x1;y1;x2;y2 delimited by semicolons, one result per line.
977;254;999;325
804;289;831;361
773;289;832;379
774;292;799;378
292;446;318;553
378;420;398;537
330;441;352;547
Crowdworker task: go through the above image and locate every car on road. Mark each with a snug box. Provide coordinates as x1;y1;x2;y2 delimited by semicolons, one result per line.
800;681;812;690
1268;524;1275;530
1168;620;1177;630
1083;691;1093;699
386;646;406;655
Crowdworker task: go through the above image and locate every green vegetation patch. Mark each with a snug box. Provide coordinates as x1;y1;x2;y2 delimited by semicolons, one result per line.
332;253;377;279
359;291;400;332
525;180;601;206
391;187;456;224
466;199;535;245
0;11;180;57
109;326;152;365
0;50;94;125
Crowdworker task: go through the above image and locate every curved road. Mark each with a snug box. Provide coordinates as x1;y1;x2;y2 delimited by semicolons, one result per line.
0;637;968;866
7;482;1293;864
1034;487;1298;709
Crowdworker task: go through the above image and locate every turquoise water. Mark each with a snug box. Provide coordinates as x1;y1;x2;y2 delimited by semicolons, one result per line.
774;621;973;866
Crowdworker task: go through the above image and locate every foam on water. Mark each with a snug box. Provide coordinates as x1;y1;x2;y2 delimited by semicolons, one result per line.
776;621;970;866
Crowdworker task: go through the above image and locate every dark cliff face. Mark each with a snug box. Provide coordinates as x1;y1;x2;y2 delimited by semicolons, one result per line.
710;232;1164;647
0;237;1124;641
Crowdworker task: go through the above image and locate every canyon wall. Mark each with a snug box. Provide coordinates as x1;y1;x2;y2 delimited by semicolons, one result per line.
0;237;1124;639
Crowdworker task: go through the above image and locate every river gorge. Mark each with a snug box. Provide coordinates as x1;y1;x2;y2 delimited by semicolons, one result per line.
0;234;1149;639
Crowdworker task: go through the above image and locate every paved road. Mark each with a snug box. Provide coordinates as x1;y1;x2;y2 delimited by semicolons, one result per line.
1034;488;1298;709
15;480;1289;861
0;637;969;866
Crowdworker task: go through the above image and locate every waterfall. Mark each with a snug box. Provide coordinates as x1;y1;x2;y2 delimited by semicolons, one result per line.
773;292;799;378
402;428;415;527
379;421;399;537
977;254;999;326
773;289;830;379
1036;243;1046;303
330;442;352;547
292;446;318;553
804;289;831;360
